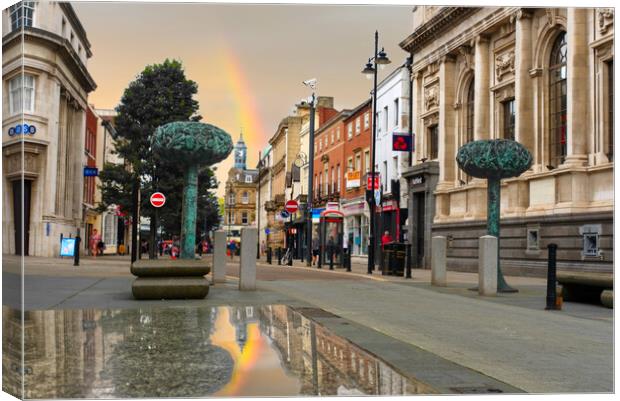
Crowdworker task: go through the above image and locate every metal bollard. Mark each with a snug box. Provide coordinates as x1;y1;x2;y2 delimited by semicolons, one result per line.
74;229;81;266
288;245;293;266
329;246;334;270
405;243;412;279
266;247;272;264
346;248;351;272
546;243;559;310
276;247;282;265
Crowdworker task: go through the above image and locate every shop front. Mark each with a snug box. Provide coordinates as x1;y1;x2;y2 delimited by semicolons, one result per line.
342;197;369;258
402;161;439;269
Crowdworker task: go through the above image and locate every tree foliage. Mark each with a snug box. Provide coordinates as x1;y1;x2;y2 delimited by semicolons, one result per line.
97;59;221;238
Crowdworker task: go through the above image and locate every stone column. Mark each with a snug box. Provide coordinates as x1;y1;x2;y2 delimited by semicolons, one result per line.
478;235;498;296
413;72;424;162
474;35;491;141
564;8;589;166
515;9;534;154
431;236;447;286
212;230;226;283
239;227;257;290
437;55;457;189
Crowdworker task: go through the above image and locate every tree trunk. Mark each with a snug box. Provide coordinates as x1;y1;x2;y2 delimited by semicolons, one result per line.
180;164;198;259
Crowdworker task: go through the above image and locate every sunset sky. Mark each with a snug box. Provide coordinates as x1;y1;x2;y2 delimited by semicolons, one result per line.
72;1;413;195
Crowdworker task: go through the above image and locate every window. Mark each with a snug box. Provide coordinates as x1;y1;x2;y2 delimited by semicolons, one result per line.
241;212;248;225
355;117;361;134
242;191;249;204
503;99;515;141
383;106;388;133
61;18;66;37
376;112;381;132
336;127;341;140
364;150;370;172
607;60;614;161
355;153;361;171
337;164;341;192
330;131;334;144
9;1;35;30
364;112;370;129
331;167;335;193
466;80;475;143
429;125;439;160
394;99;399;127
347;123;353;139
9;74;35;114
383;161;388;191
347;157;353;172
549;32;568;167
228;192;235;205
245;175;253;183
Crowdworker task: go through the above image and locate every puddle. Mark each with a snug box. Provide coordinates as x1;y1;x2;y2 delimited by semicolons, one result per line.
2;305;435;398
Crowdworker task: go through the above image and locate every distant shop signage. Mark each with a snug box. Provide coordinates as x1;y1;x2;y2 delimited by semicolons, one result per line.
392;132;413;152
367;172;380;190
8;123;36;136
410;174;425;186
346;171;361;189
83;167;99;177
326;202;339;211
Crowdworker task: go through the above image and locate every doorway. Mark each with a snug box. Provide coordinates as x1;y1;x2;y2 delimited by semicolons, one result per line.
13;179;32;256
414;192;425;267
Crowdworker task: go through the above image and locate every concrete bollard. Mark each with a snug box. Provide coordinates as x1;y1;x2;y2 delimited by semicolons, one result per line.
431;236;447;287
239;228;257;291
212;231;227;284
478;235;498;296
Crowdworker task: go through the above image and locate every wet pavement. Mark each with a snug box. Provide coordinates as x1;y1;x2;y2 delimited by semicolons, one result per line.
1;304;519;398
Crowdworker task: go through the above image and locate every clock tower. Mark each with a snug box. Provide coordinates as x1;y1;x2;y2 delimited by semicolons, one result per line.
233;132;247;170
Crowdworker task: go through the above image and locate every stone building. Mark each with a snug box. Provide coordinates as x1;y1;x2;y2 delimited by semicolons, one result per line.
2;1;96;256
224;134;257;243
400;6;614;274
256;145;273;252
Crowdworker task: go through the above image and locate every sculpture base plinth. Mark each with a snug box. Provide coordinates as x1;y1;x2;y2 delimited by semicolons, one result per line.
131;259;211;300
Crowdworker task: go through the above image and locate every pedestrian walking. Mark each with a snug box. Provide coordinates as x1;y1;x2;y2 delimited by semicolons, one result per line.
90;229;101;258
312;236;320;266
228;241;237;261
381;230;393;250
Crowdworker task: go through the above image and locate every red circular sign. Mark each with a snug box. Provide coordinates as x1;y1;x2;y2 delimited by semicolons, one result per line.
285;200;299;213
150;192;166;208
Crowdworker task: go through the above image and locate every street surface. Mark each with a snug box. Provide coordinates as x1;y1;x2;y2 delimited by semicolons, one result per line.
2;254;613;393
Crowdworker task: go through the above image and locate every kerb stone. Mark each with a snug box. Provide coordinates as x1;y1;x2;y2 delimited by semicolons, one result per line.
239;228;257;291
212;230;227;284
479;235;498;296
431;236;447;287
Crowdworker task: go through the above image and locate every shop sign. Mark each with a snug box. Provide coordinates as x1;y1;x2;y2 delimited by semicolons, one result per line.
392;132;413;152
346;171;361;188
367;172;380;190
84;167;99;177
410;174;425;186
326;202;339;211
8;123;36;136
60;238;77;257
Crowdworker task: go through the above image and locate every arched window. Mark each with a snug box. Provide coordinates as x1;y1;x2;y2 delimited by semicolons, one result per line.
466;79;475;143
549;32;567;167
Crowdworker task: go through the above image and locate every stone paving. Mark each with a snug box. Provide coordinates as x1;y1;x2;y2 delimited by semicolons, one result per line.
2;253;614;393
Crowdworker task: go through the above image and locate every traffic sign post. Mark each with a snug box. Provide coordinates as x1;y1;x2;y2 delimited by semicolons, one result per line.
285;200;299;214
150;192;166;208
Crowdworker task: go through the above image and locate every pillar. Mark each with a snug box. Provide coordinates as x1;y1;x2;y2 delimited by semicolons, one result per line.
431;236;447;286
564;8;589;166
474;34;491;141
437;54;457;189
515;9;535;154
212;230;226;284
478;235;498;296
239;227;257;291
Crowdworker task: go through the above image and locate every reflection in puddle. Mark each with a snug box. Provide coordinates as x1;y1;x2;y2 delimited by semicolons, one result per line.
2;305;434;398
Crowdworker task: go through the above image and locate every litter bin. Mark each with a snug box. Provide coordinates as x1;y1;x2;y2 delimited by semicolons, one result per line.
383;243;406;276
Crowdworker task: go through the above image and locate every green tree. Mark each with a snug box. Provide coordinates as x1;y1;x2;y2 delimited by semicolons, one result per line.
98;59;222;254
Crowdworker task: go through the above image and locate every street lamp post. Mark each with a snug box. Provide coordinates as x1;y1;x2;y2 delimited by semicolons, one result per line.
303;79;317;267
362;31;391;275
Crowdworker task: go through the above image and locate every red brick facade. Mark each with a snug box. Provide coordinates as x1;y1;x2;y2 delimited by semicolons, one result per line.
342;100;372;201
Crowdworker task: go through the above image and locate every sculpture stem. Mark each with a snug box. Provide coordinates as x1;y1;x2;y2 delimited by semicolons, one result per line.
180;164;198;259
487;178;517;293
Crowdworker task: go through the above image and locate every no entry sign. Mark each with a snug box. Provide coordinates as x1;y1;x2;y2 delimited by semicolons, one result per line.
285;200;299;214
150;192;166;208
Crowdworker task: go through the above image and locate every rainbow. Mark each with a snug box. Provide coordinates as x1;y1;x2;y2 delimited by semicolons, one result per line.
218;43;266;168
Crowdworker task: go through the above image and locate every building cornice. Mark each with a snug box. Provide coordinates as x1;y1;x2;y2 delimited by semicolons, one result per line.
2;26;97;92
399;7;481;53
59;2;92;57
